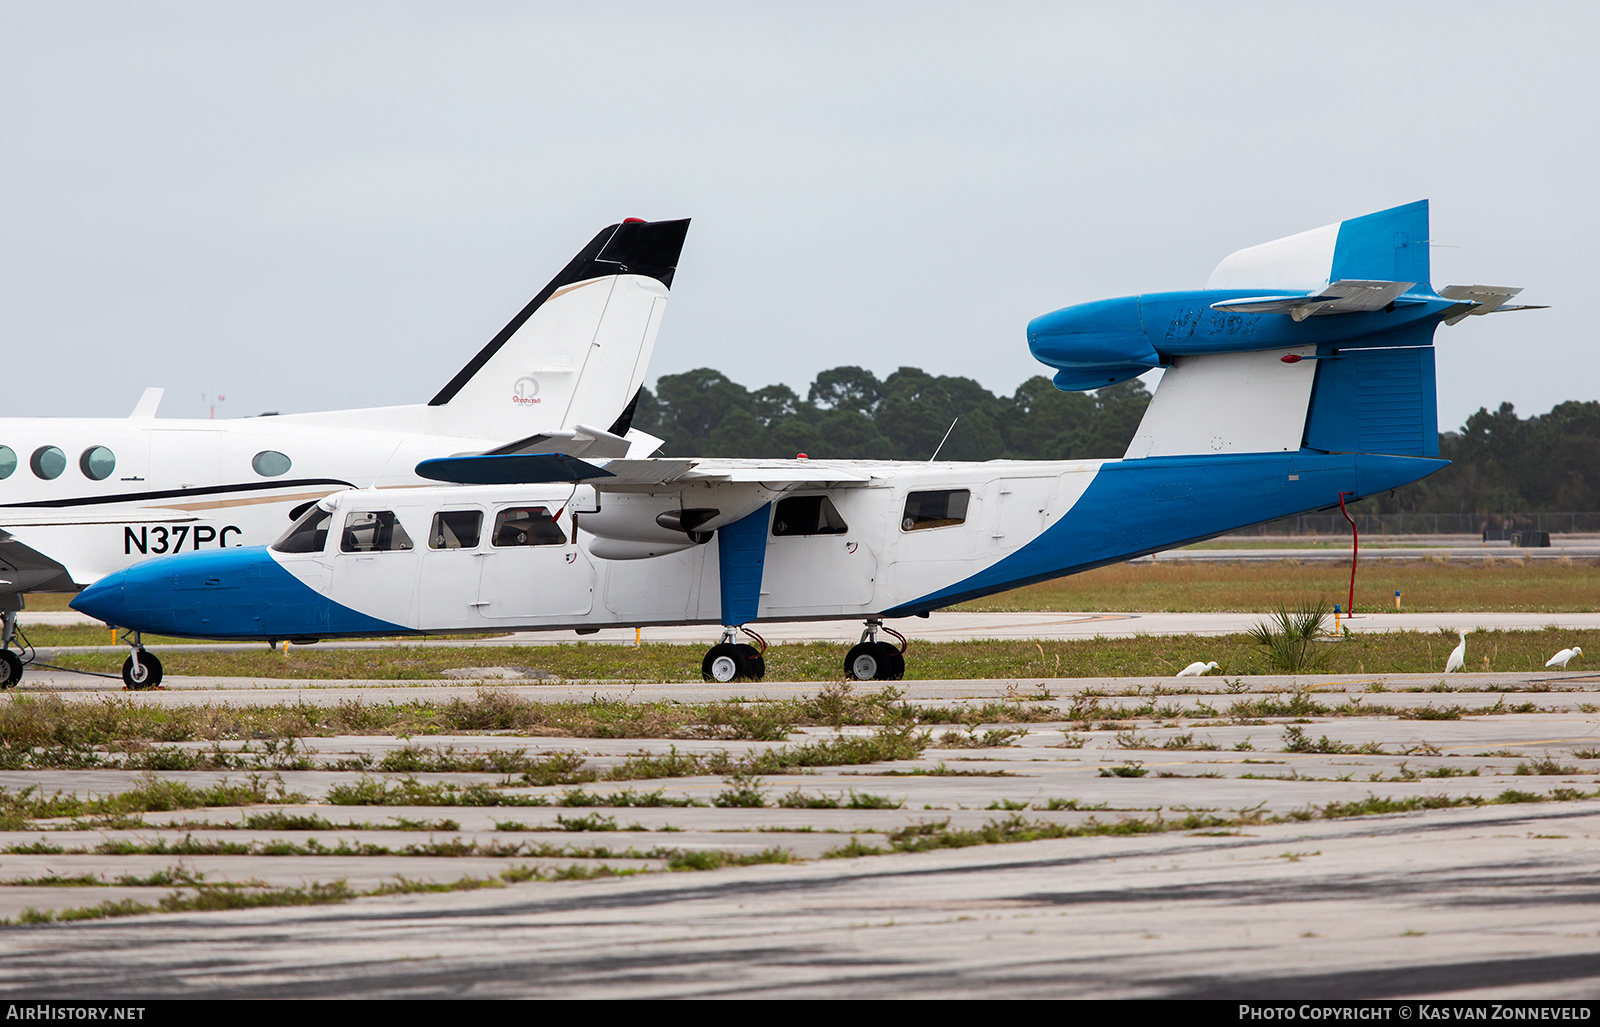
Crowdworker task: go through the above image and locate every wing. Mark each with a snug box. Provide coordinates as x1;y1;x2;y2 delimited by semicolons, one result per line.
0;507;199;591
416;454;872;489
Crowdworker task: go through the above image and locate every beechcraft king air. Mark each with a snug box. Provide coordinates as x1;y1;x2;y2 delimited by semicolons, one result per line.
0;217;690;685
73;201;1541;689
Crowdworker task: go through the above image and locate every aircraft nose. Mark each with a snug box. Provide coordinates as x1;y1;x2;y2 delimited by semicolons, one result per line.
70;571;127;627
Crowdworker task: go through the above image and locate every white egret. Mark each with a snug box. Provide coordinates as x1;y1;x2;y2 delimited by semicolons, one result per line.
1546;646;1583;669
1445;630;1468;673
1177;661;1220;677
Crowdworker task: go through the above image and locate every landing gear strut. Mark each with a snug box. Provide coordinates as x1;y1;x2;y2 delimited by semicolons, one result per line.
702;626;767;683
118;630;163;690
845;618;905;681
0;611;22;690
0;607;21;687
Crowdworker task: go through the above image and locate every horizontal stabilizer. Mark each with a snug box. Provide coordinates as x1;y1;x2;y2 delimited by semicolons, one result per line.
481;422;632;459
415;453;615;485
1210;280;1415;321
1438;285;1547;325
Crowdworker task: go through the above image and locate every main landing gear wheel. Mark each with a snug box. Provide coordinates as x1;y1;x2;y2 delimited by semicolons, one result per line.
122;651;163;690
846;618;908;681
0;650;20;690
702;643;764;683
845;642;903;682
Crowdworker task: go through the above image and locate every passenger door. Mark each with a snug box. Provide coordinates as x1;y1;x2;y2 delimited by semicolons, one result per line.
474;503;595;622
417;507;489;630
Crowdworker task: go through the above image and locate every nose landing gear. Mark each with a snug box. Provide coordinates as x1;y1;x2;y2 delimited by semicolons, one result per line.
701;627;767;683
118;631;164;690
845;618;905;681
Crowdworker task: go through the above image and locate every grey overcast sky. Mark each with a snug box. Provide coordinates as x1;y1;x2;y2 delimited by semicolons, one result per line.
0;2;1592;430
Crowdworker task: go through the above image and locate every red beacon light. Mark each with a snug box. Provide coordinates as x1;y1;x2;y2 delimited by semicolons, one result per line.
796;453;808;460
623;217;645;223
1280;354;1303;363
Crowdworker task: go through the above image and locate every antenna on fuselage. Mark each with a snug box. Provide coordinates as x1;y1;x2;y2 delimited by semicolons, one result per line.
929;418;959;463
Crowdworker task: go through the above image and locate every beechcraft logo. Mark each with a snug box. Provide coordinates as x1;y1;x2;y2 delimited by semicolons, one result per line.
512;376;541;405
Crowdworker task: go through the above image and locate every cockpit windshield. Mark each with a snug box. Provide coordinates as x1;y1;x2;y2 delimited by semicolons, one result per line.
272;506;332;554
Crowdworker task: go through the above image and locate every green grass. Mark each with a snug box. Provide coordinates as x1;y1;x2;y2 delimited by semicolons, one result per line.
954;557;1600;613
32;627;1597;682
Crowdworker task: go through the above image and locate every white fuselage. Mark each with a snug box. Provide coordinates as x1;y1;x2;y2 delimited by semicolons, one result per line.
267;460;1103;632
0;408;532;591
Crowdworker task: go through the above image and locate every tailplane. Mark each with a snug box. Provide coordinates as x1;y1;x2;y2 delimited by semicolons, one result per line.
1029;201;1537;463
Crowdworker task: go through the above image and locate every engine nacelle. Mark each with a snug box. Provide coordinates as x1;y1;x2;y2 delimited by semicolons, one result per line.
585;537;697;560
578;485;775;559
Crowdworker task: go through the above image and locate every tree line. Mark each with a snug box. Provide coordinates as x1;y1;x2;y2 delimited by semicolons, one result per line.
633;366;1152;463
633;366;1599;514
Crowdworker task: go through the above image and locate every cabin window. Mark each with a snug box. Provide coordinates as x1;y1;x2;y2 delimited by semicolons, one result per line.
771;495;849;536
253;451;292;477
30;446;65;480
79;446;115;481
341;511;415;553
0;447;15;480
430;510;483;550
492;506;567;547
901;489;970;531
272;506;332;554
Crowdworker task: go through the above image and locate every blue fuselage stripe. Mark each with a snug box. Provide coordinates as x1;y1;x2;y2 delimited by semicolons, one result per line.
882;450;1446;615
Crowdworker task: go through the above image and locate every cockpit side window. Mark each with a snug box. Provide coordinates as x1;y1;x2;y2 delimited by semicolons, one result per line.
492;506;567;547
340;511;415;553
901;489;970;531
430;510;483;550
272;506;332;554
771;495;849;536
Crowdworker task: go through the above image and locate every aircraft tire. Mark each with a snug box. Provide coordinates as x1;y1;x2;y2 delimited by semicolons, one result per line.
122;652;163;691
0;650;21;689
702;643;754;683
847;642;905;681
845;643;884;681
879;644;905;681
736;644;766;681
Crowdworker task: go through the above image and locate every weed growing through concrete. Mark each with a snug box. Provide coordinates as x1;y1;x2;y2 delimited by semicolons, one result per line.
713;773;768;808
1516;755;1580;775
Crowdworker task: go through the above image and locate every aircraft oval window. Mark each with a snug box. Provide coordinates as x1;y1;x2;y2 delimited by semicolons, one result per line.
772;495;849;537
492;506;567;547
340;511;415;553
79;446;116;481
901;489;970;531
430;510;483;550
0;447;15;480
30;446;65;480
252;451;292;477
273;506;332;554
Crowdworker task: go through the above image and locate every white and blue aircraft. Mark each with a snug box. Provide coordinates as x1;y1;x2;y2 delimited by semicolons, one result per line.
0;217;690;685
70;201;1537;688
